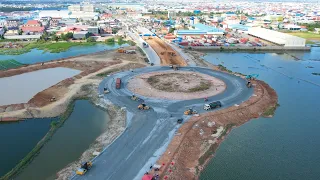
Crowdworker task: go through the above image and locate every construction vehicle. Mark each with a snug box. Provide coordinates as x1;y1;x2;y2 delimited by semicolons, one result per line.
138;103;150;110
204;101;222;111
103;87;109;94
184;108;197;115
117;48;126;53
177;118;183;124
125;50;136;54
76;161;92;175
247;81;252;88
50;97;56;102
131;95;139;101
116;78;121;89
142;42;149;48
169;64;179;70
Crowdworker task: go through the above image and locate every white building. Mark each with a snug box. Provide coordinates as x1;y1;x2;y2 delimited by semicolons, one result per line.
38;10;71;19
248;27;306;47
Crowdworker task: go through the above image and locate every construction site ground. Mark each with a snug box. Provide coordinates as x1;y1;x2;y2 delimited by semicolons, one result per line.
127;71;226;100
0;46;147;120
146;37;187;66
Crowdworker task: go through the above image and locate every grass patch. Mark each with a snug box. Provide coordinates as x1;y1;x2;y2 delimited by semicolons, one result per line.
0;59;24;70
286;32;320;39
262;103;280;117
218;64;233;73
0;99;79;180
96;68;121;77
198;143;219;166
312;73;320;76
188;81;211;92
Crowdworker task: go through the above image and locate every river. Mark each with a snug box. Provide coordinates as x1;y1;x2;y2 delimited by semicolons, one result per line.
0;43;124;64
200;48;320;180
0;100;109;179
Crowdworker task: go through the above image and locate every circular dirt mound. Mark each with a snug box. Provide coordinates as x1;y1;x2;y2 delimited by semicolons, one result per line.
127;71;226;100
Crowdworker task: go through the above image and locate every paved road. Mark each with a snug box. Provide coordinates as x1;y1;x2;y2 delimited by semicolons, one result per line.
126;29;160;65
73;66;253;180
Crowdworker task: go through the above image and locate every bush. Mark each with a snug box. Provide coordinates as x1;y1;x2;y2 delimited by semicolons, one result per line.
105;38;115;44
87;37;96;42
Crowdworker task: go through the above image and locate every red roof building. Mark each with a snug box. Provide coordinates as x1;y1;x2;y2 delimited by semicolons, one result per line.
21;20;45;34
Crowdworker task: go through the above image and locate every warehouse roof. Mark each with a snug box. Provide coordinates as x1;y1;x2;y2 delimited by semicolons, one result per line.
194;23;224;32
176;30;207;35
228;24;250;31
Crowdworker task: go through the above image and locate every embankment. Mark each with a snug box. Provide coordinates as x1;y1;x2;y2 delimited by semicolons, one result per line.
189;46;311;52
155;79;278;180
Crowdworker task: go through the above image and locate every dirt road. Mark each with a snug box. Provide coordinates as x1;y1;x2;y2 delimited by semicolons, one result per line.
146;37;187;66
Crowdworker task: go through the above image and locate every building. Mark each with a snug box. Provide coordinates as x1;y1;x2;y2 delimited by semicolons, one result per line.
50;17;62;27
21;20;45;34
68;4;81;12
4;34;41;40
6;19;20;30
59;18;77;26
39;10;70;19
0;20;6;27
0;27;4;36
248;27;305;47
73;31;89;39
88;26;99;35
68;2;94;13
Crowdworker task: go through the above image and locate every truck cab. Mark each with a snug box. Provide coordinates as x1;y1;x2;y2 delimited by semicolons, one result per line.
204;101;222;110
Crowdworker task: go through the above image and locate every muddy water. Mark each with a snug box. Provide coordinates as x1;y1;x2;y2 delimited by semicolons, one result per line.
201;48;320;180
0;43;125;64
13;100;109;180
0;67;80;106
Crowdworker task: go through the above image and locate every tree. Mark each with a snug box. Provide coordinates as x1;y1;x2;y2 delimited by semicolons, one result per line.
18;29;23;35
51;34;59;42
169;27;176;33
87;37;96;42
105;38;115;44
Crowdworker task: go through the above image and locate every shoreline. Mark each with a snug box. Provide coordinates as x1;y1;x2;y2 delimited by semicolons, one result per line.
149;50;278;180
188;45;311;52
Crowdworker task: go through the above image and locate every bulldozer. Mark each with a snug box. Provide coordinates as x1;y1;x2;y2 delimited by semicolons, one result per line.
138;103;150;110
246;81;252;88
184;108;197;115
103;87;110;94
50;97;56;102
76;161;92;176
131;95;139;101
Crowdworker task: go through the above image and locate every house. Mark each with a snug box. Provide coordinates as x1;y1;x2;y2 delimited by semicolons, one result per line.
88;26;99;35
101;13;112;20
0;27;4;36
73;31;89;39
6;19;20;30
0;20;6;27
4;30;19;36
100;27;112;34
50;17;62;27
21;20;45;34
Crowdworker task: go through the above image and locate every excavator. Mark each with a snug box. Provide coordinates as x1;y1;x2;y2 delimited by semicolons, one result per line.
184;108;197;115
246;81;252;88
103;87;110;94
76;161;92;175
138;103;150;110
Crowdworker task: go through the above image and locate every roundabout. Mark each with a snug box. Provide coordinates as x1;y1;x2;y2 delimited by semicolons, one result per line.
74;66;253;180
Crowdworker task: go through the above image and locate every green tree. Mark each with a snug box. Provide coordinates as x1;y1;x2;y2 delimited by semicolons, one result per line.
87;37;96;42
105;38;115;44
51;34;59;42
18;29;23;35
169;27;176;33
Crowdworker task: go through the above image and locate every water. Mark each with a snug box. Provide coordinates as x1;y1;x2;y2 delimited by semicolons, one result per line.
0;44;124;64
0;67;80;105
0;118;57;176
200;48;320;180
15;100;109;180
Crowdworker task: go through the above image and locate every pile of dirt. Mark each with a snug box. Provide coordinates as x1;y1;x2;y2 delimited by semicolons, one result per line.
151;80;278;180
127;71;226;100
146;38;187;66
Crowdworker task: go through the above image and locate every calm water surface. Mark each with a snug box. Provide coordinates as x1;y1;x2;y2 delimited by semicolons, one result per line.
16;100;109;180
0;44;124;64
200;48;320;180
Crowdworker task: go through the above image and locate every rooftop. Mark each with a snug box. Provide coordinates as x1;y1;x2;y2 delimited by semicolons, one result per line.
194;23;224;32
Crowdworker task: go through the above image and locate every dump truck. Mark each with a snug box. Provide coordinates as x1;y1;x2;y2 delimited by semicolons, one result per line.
138;103;150;110
103;87;109;94
177;118;183;124
117;48;126;53
76;161;92;176
184;108;197;115
142;42;149;48
204;101;222;111
116;78;121;89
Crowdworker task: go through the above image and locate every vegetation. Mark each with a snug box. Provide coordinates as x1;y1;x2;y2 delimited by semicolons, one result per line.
188;81;211;92
86;37;96;42
0;7;32;12
262;103;280;117
218;64;233;73
286;32;320;42
117;36;126;45
105;38;115;44
0;100;76;180
0;59;24;71
297;23;320;32
137;47;146;56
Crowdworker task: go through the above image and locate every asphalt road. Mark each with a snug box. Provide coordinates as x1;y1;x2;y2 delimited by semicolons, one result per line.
73;66;253;180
